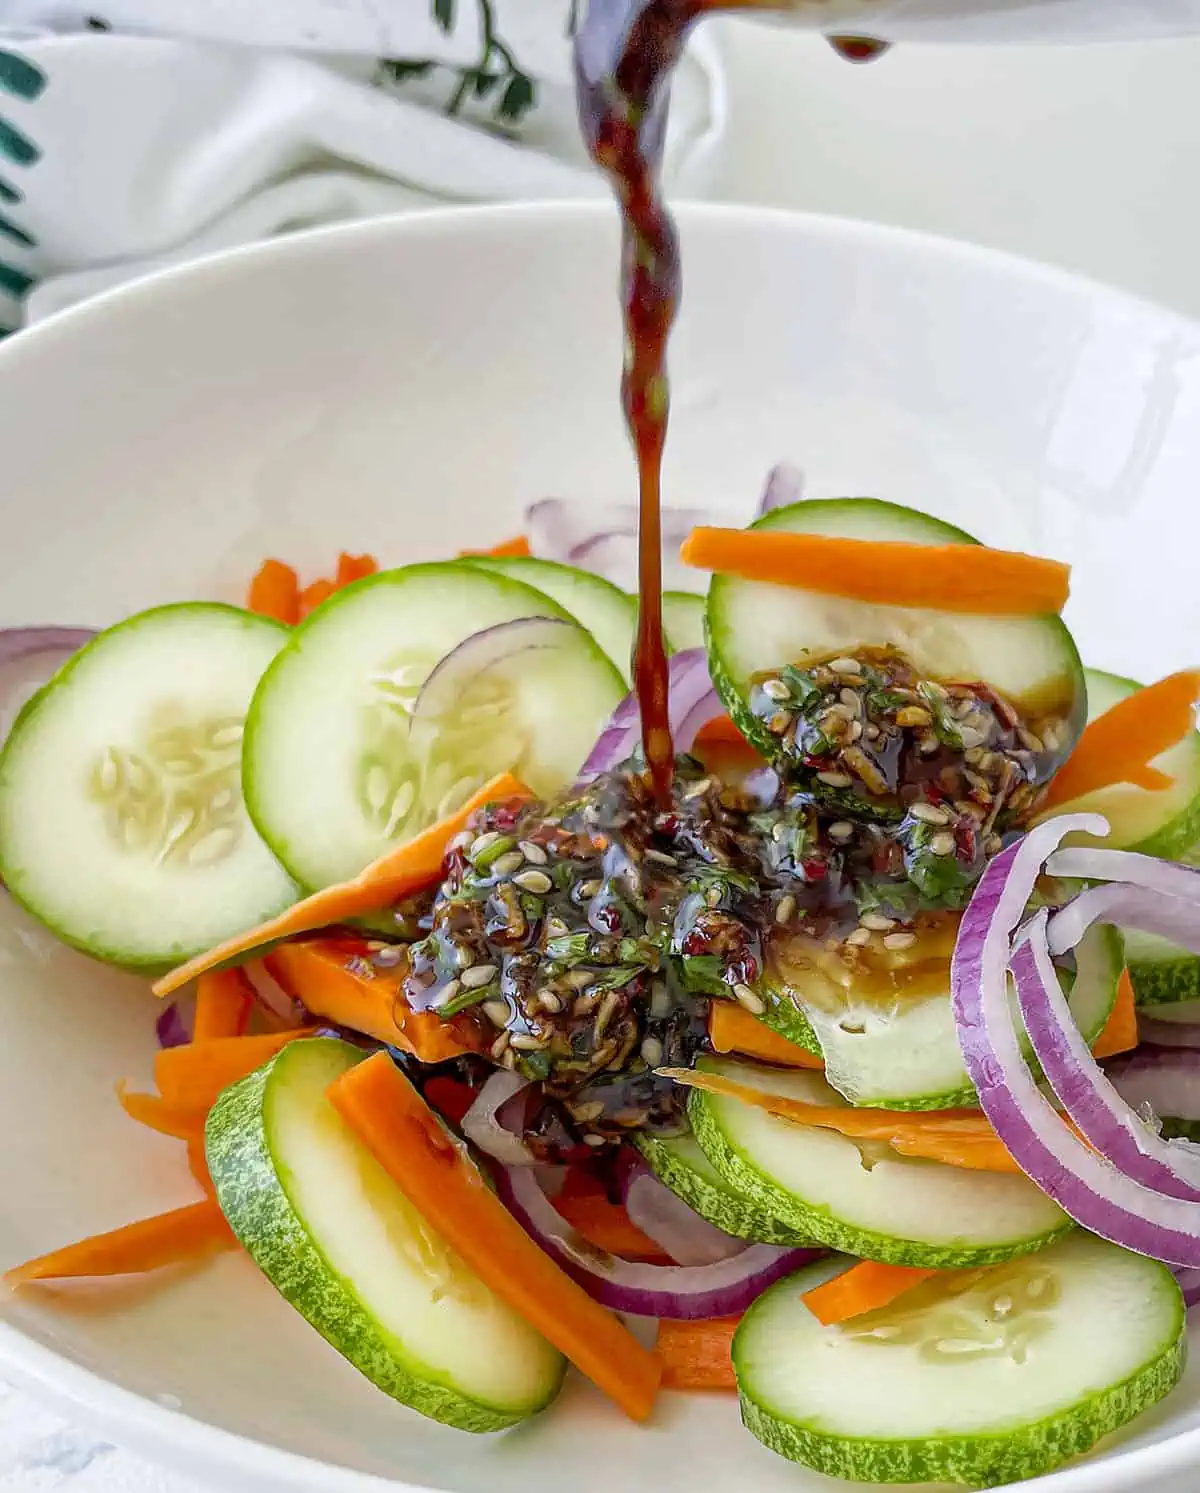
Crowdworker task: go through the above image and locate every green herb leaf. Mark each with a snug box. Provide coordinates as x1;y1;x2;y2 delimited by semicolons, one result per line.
433;0;455;33
680;954;728;997
545;933;591;965
499;72;536;122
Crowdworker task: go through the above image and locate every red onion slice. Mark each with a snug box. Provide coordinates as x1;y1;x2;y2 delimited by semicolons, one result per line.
577;648;722;780
462;1071;536;1166
411;617;577;735
756;463;804;516
1011;912;1200;1200
1138;1009;1200;1050
526;498;725;592
1046;846;1200;902
155;999;191;1049
1172;1265;1200;1309
619;1156;745;1267
953;814;1200;1265
1107;1047;1200;1128
496;1164;816;1318
1046;882;1200;959
0;626;96;741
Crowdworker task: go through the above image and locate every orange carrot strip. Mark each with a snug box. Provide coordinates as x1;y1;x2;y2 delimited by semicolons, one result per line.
298;577;337;620
329;1053;662;1421
193;969;255;1043
707;1003;825;1070
116;1083;206;1141
247;559;300;625
1091;969;1139;1060
656;1317;739;1391
693;714;749;747
154;1029;317;1113
659;1068;1020;1173
802;1262;940;1326
187;1136;216;1199
460;535;531;558
264;939;483;1061
553;1185;671;1262
153;773;532;998
5;1201;235;1285
335;552;379;586
680;529;1070;617
1043;670;1200;809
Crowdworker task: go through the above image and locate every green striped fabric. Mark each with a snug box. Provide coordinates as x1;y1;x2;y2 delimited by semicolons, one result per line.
0;45;42;332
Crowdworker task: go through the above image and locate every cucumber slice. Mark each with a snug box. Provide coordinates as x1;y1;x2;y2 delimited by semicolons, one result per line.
662;591;705;653
635;1132;811;1245
243;563;625;889
1053;668;1200;858
734;1233;1184;1487
460;555;638;685
690;1058;1070;1267
767;923;1122;1111
706;498;1086;791
207;1037;565;1431
1126;929;1200;1007
0;603;297;970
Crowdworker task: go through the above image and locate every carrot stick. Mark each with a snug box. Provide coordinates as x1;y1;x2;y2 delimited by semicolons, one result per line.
154;1029;316;1112
247;559;300;625
116;1083;206;1141
187;1136;216;1198
656;1317;739;1391
1043;669;1200;809
264;939;483;1061
680;528;1070;617
1091;969;1139;1060
802;1262;940;1326
153;773;532;998
552;1177;671;1262
193;969;255;1043
707;1003;825;1070
298;577;337;620
693;715;749;747
328;1053;662;1421
5;1201;235;1285
335;552;379;586
460;536;531;558
660;1068;1021;1173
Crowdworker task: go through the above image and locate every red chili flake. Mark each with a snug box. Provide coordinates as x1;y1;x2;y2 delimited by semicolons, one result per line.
801;857;827;881
681;929;710;956
956;820;977;861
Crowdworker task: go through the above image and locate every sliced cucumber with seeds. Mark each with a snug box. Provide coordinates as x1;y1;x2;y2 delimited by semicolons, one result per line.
243;563;626;890
690;1058;1070;1267
1126;929;1200;1008
661;591;705;653
460;555;638;685
1051;667;1200;858
768;923;1122;1111
706;498;1086;792
734;1232;1184;1487
0;603;296;970
635;1132;811;1245
207;1037;565;1432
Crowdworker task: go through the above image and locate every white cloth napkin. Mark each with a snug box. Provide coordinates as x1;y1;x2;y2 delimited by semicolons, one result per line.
0;1;727;329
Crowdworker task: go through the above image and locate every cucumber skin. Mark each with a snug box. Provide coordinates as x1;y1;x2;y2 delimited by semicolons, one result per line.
757;978;822;1056
734;1277;1185;1488
688;1089;1071;1269
1130;953;1200;1008
206;1039;562;1433
634;1133;811;1246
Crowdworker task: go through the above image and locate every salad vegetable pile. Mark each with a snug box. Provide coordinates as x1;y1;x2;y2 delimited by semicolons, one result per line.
4;479;1200;1489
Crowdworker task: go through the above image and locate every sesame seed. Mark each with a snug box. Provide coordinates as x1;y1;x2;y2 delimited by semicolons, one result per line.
645;848;678;866
483;999;510;1027
584;1134;607;1148
706;884;724;907
895;706;932;728
775;894;797;926
460;963;497;989
839;687;862;713
958;725;989;750
579;879;602;899
545;916;570;939
491;850;526;877
454;944;476;969
884;932;918;951
468;831;502;860
860;912;894;932
489;1031;511;1059
768;711;791;734
985;833;1003;856
567;968;596;990
846;928;872;947
510;1032;547;1051
772;821;790;843
1018;728;1044;754
831;656;862;675
909;802;950;826
569;1100;605;1123
535;988;564;1014
828;820;854;842
371;945;404;968
640;1036;664;1068
762;678;790;702
929;831;957;857
518;840;548;865
864;723;880;740
650;980;672;1020
848;720;864;741
595;990;621;1038
431;978;461;1008
513;869;552;894
683;776;714;800
817;770;852;788
733;983;765;1015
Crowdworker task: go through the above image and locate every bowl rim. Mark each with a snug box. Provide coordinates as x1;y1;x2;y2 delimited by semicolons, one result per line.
1;197;1198;1493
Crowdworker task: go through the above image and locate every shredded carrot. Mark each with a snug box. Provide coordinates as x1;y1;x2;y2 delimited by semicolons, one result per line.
460;535;531;558
328;1053;662;1421
116;1083;206;1141
335;552;379;587
680;528;1070;617
153;773;532;998
660;1068;1021;1173
1043;669;1200;809
5;1201;235;1285
656;1317;739;1391
264;938;483;1061
246;559;300;625
802;1262;940;1326
298;577;337;620
693;715;747;747
553;1172;671;1261
707;1003;825;1070
193;969;255;1043
1091;969;1139;1059
187;1136;216;1199
154;1029;317;1112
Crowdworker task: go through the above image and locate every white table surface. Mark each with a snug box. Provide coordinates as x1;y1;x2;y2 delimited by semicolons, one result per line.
7;21;1200;1493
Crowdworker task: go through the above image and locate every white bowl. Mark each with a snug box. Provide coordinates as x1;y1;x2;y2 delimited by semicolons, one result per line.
1;202;1199;1493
